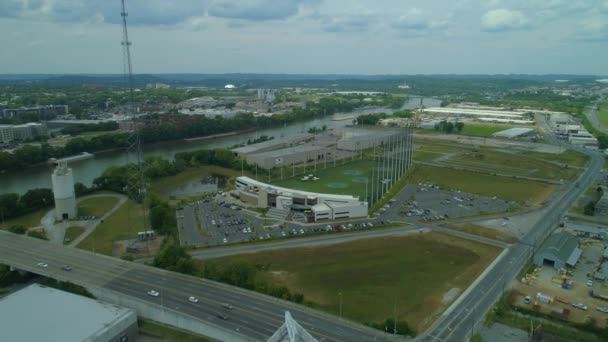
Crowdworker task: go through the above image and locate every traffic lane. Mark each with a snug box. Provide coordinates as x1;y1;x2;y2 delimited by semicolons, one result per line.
112;268;382;342
105;280;271;341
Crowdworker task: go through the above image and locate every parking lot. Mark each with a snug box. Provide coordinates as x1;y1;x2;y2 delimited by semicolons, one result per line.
376;184;515;223
177;197;393;247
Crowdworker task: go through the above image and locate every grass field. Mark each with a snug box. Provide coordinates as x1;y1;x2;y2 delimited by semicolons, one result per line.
63;226;85;245
139;320;212;342
77;199;141;255
78;196;119;218
0;208;48;229
413;151;443;162
271;159;376;198
415;140;463;153
458;123;523;137
204;232;501;333
519;149;589;168
407;165;556;205
598;99;608;129
449;223;514;243
447;150;580;180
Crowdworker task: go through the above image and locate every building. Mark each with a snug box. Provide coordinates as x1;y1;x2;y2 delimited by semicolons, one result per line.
533;232;582;269
12;122;48;140
0;284;138;342
247;145;331;169
235;176;367;220
335;128;401;151
52;162;77;220
0;124;14;144
423;107;529;120
2;105;68;119
565;222;607;240
596;191;608;213
492;127;536;139
232;133;313;158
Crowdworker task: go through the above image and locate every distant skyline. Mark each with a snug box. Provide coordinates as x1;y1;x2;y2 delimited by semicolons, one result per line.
0;0;607;75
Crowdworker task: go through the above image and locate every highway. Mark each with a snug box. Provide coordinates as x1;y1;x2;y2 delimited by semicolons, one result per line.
0;230;392;342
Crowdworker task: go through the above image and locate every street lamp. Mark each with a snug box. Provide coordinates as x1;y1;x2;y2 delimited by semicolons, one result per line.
338;292;343;318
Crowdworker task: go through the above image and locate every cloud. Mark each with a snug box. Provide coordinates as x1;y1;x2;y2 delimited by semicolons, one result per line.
576;17;608;41
481;8;529;32
317;12;375;32
390;8;448;37
208;0;317;21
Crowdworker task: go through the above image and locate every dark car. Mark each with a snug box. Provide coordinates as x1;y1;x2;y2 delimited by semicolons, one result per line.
216;313;229;320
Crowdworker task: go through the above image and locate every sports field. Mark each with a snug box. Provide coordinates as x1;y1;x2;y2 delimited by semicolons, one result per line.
202;232;502;333
271;159;378;199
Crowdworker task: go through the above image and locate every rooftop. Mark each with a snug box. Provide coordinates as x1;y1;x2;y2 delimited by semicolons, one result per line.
537;232;580;266
493;127;535;137
0;284;135;342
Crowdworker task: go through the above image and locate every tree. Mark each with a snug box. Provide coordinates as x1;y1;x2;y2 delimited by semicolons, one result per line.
19;188;54;210
455;122;465;132
27;230;48;240
584;201;595;216
153;242;195;275
8;225;26;235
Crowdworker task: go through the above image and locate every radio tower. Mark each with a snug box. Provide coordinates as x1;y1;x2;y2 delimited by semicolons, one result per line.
121;0;145;202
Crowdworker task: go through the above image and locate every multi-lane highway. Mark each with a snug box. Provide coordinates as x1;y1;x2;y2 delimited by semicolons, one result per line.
0;230;392;342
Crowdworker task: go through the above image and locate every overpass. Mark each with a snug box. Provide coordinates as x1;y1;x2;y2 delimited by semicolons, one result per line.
0;230;392;342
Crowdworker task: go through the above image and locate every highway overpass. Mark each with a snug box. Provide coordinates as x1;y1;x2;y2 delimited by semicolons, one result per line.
0;230;393;342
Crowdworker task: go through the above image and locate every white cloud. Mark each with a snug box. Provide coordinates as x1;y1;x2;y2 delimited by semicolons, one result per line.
577;17;608;41
481;8;529;32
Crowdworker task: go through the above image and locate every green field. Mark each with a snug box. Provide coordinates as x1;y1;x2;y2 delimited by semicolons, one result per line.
203;232;501;333
459;123;524;137
139;320;212;342
408;165;556;205
78;196;119;218
415;140;463;153
447;150;580;180
413;151;443;162
598;99;608;129
77;199;140;255
0;208;48;229
271;159;377;198
63;226;85;245
449;223;514;243
519;149;589;168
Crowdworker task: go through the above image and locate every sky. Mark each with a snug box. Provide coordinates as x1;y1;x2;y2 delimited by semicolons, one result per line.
0;0;607;75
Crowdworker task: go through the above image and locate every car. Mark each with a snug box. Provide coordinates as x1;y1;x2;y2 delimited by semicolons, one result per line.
222;238;228;243
188;296;199;303
216;313;229;320
597;306;608;313
222;303;234;310
61;265;72;271
587;280;593;287
147;290;160;297
572;303;588;311
524;296;531;304
281;231;286;237
37;262;48;268
299;229;305;235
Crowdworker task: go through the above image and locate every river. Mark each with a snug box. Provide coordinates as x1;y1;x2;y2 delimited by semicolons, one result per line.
1;97;440;195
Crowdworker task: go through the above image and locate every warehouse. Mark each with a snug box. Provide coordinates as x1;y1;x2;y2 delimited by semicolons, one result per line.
235;176;367;220
246;145;330;169
0;284;138;342
423;107;527;120
232;133;312;157
335;128;402;151
492;127;536;139
533;232;582;269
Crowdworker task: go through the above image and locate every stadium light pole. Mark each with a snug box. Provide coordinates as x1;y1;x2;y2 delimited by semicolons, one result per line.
339;292;343;318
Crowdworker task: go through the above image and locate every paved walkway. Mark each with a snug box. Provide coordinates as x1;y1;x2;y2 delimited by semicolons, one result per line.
37;194;127;246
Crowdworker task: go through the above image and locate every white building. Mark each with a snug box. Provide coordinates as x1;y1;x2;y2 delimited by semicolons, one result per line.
235;176;368;221
52;162;77;220
12;122;48;140
0;124;14;144
493;127;536;139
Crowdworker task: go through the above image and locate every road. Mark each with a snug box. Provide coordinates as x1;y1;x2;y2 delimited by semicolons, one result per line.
0;230;393;342
584;95;607;135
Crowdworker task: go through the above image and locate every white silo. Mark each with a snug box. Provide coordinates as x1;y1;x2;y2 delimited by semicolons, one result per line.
52;162;77;221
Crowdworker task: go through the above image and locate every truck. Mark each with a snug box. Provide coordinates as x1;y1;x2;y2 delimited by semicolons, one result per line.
536;292;552;304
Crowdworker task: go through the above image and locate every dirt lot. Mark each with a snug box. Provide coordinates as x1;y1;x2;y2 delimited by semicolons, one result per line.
512;239;608;328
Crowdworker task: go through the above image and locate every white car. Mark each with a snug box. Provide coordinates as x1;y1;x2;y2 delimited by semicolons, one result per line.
586;280;593;287
147;290;160;297
188;296;199;303
572;303;588;311
597;306;608;313
37;262;48;268
222;303;234;310
222;238;228;243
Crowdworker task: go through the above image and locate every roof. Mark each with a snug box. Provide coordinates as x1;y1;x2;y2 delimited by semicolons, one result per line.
423;107;526;118
237;176;357;201
250;144;326;158
232;133;312;154
493;127;535;137
565;222;606;235
537;232;579;265
0;284;135;342
566;247;583;267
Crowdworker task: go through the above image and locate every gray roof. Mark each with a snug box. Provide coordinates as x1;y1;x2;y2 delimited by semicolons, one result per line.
250;144;326;158
0;284;135;342
566;247;583;267
537;232;579;264
493;127;535;137
232;133;312;154
565;222;606;235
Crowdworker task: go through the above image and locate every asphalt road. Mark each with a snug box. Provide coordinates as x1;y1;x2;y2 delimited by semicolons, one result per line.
0;230;393;342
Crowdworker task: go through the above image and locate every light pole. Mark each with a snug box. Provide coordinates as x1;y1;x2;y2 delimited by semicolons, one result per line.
339;292;343;318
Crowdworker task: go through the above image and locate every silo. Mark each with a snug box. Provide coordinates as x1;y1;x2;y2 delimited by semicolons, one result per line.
52;162;77;221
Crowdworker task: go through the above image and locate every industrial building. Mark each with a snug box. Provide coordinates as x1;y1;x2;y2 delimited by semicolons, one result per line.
0;284;138;342
232;133;313;158
334;128;401;151
423;107;530;120
234;176;368;220
564;222;607;240
533;232;582;269
492;127;536;139
52;162;77;220
247;145;331;169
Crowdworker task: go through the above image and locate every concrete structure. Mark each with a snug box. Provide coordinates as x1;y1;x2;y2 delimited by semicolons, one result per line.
565;222;607;240
235;176;368;220
0;284;137;342
12;122;48;140
492;127;536;139
0;124;14;144
268;311;318;342
52;162;77;220
335;128;400;151
533;232;582;269
232;133;313;157
247;145;330;169
596;191;608;213
2;104;68;119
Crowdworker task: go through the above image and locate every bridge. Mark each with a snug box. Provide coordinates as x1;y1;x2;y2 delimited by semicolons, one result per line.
0;230;390;342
